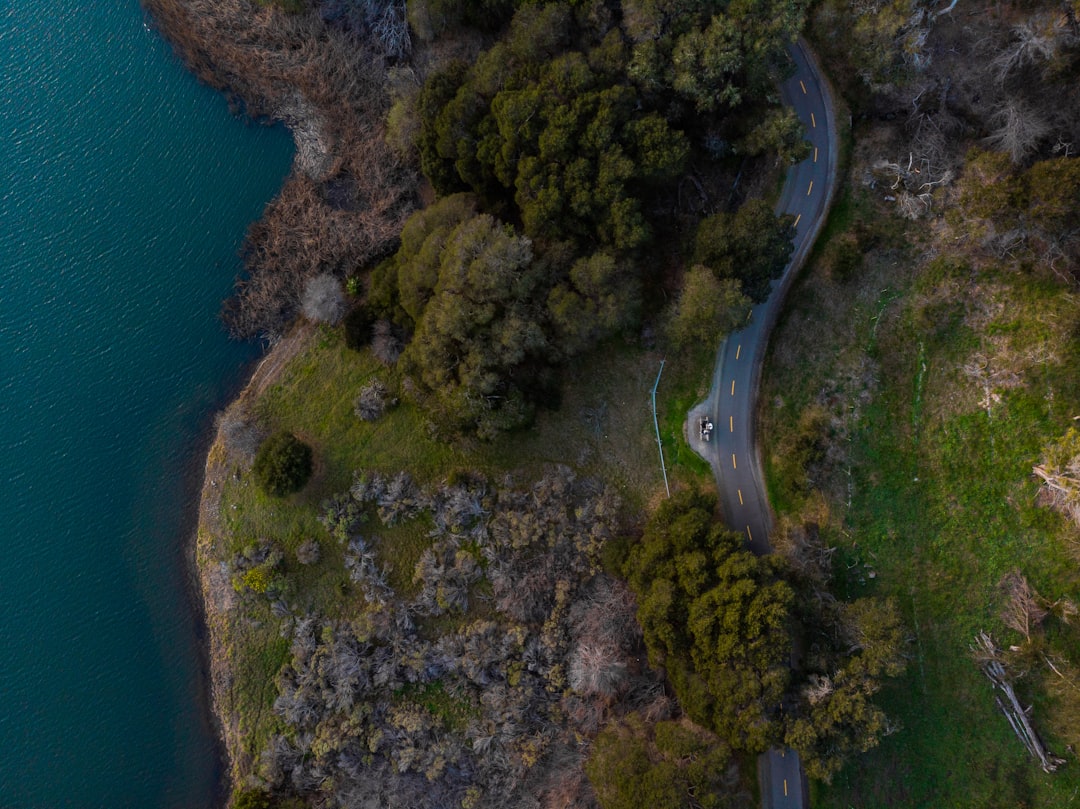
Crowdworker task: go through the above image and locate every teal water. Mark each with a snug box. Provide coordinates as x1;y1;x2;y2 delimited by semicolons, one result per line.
0;2;293;806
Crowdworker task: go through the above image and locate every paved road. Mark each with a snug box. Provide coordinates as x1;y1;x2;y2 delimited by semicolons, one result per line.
689;38;839;809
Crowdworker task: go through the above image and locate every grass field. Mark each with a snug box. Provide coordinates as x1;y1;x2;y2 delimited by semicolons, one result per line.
760;189;1080;808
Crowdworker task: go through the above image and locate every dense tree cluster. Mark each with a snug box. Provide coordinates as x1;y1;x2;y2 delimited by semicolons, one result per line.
693;198;796;303
624;490;793;752
418;7;689;252
252;468;669;808
623;494;907;777
370;194;554;436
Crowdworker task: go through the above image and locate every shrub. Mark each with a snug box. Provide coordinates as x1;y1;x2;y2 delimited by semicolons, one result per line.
371;320;404;365
232;787;272;809
295;538;321;565
301;274;347;325
354;378;397;421
253;431;313;497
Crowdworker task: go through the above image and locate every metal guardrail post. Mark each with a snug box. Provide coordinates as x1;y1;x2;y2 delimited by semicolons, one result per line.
651;360;670;498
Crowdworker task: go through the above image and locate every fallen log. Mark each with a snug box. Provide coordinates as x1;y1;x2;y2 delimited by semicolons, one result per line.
973;631;1065;773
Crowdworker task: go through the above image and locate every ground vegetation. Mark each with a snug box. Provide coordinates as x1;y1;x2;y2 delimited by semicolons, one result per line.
759;2;1080;803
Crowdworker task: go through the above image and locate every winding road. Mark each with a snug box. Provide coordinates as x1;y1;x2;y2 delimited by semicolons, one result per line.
688;38;839;809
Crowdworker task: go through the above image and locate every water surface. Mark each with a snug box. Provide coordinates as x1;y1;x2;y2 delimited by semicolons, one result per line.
0;2;293;805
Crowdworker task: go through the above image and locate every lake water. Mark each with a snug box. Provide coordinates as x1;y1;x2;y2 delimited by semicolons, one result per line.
0;2;293;805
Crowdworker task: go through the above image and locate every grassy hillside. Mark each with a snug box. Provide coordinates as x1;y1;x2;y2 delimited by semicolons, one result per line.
761;137;1080;809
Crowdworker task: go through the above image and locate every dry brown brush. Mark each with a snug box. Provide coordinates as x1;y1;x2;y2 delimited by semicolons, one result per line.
144;0;419;339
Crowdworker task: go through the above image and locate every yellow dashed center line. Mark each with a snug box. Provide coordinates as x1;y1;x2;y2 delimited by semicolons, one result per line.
732;454;737;469
737;489;743;505
814;146;818;163
735;344;741;360
746;525;753;542
729;416;734;432
731;380;735;395
793;213;801;228
784;779;788;797
807;180;814;196
811;112;816;128
799;79;807;94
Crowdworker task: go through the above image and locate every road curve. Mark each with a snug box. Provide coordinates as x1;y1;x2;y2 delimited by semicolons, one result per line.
688;37;839;809
691;38;838;554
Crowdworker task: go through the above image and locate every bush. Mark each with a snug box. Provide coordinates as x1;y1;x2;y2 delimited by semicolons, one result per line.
253;431;313;497
301;274;347;325
354;379;398;422
231;787;272;809
824;232;862;283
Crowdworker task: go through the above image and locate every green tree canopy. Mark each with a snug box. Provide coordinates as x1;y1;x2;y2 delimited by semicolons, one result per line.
625;490;793;752
784;597;906;782
373;195;549;438
586;713;751;809
418;10;689;254
253;431;313;497
667;265;749;350
695;199;795;303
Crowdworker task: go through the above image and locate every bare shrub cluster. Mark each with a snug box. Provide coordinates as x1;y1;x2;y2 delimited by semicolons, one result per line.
252;468;665;808
144;0;419;339
353;378;397;421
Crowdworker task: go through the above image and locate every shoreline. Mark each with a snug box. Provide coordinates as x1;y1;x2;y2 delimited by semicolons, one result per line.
175;353;266;809
191;326;314;788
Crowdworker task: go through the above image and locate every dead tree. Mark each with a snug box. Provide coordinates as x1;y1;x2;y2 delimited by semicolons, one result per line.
984;100;1052;164
999;571;1048;643
972;632;1065;772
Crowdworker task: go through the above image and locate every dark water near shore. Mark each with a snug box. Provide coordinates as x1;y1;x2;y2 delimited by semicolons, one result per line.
0;2;293;805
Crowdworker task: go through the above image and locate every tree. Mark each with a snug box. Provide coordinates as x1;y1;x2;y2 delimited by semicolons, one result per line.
547;252;640;356
625;490;793;752
374;196;549;437
667;265;749;350
253;431;313;497
739;107;811;164
985;99;1051;164
784;596;906;781
586;713;751;809
417;29;689;254
695;200;795;303
671;17;743;113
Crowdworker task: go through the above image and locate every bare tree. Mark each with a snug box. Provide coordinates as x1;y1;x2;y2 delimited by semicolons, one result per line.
984;99;1051;163
354;378;397;421
999;570;1048;642
302;273;348;324
991;15;1072;84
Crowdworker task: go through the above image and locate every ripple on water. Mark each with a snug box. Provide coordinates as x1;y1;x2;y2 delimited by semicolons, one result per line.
0;1;293;806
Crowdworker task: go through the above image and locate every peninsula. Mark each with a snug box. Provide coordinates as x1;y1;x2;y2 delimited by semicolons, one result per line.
148;0;1080;806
